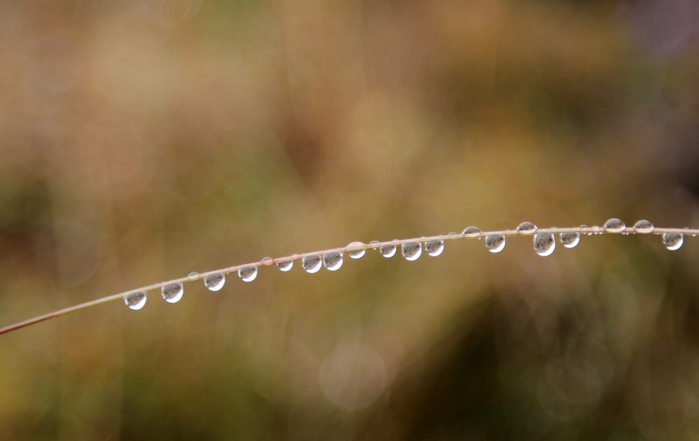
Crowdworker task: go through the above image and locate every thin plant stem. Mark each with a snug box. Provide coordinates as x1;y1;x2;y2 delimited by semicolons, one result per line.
0;225;694;336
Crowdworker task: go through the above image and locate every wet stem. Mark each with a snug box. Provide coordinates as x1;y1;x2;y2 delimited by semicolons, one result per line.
0;221;692;336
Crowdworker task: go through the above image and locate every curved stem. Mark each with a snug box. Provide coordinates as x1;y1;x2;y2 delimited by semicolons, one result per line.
0;225;693;336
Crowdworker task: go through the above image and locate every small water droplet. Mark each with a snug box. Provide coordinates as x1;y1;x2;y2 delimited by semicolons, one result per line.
633;220;654;234
516;222;537;234
425;239;444;257
533;232;555;256
323;252;344;271
463;226;482;237
162;283;183;304
603;218;625;233
124;291;147;310
369;240;380;249
204;273;225;291
663;233;684;251
302;255;322;273
261;257;274;266
277;260;293;272
485;234;505;253
401;242;422;261
238;266;258;282
379;244;396;258
347;242;366;259
188;272;199;279
448;232;458;236
560;231;580;248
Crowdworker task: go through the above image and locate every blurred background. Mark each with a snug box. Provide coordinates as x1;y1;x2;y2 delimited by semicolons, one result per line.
2;0;699;439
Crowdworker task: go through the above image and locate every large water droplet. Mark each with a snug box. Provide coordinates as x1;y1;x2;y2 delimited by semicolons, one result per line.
401;242;422;261
277;260;293;272
516;222;537;234
485;234;505;253
302;255;322;273
603;218;625;233
204;273;225;291
533;232;556;256
162;283;183;304
323;252;344;271
463;226;482;237
633;220;654;234
425;239;444;257
347;242;366;259
379;244;396;258
560;231;580;248
124;291;147;310
663;233;684;250
238;266;258;282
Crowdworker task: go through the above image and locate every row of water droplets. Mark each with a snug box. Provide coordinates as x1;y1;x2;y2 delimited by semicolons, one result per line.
123;218;688;310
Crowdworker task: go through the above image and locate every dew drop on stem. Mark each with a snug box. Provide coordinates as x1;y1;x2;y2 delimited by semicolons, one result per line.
401;242;422;261
347;242;366;259
663;233;684;250
516;222;537;234
485;234;505;253
425;239;444;257
560;231;580;248
603;218;625;233
238;266;258;282
124;291;147;310
162;283;183;304
302;255;322;273
204;273;225;291
380;244;397;258
463;226;482;237
277;260;293;272
533;232;555;256
323;252;344;271
633;220;654;234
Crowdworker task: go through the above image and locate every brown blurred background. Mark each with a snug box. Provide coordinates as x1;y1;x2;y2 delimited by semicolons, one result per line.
2;0;699;439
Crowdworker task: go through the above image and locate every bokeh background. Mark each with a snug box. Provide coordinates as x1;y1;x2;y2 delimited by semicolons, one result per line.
2;0;699;439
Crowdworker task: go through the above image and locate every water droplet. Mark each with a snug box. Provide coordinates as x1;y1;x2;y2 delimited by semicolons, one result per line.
603;218;625;233
238;266;258;282
204;273;225;291
633;220;654;234
463;226;481;237
448;232;458;236
485;234;505;253
323;252;344;271
560;231;580;248
401;242;422;261
347;242;366;259
379;244;396;258
369;241;380;249
516;222;537;234
161;283;183;304
261;257;274;266
302;255;322;273
124;291;147;310
425;239;444;257
663;233;684;251
277;260;293;272
533;232;556;256
188;272;199;279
